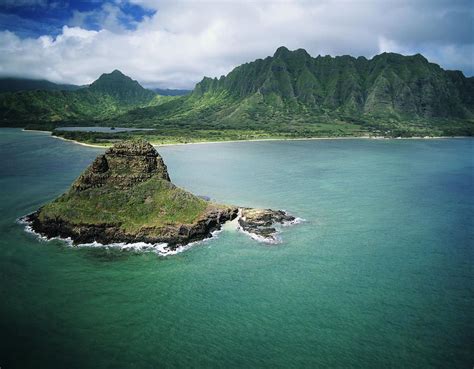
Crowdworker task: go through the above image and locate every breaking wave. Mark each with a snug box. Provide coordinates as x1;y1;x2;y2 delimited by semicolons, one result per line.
236;225;282;244
17;216;222;256
282;217;306;226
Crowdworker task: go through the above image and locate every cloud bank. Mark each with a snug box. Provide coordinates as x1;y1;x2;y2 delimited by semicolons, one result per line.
0;0;472;89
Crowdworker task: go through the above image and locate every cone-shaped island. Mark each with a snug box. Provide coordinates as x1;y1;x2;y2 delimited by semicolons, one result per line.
24;139;297;248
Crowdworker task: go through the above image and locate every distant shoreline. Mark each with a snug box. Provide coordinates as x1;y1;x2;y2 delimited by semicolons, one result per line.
21;128;469;149
152;135;465;147
22;129;108;148
52;134;109;148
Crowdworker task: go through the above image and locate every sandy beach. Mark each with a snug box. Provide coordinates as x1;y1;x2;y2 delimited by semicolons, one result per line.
22;128;468;149
23;129;462;149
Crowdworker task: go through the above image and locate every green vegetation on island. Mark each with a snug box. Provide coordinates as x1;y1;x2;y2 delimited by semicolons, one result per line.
26;139;296;247
26;139;237;246
41;176;210;234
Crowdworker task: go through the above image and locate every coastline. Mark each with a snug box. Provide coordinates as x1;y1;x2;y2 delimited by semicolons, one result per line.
52;134;110;148
21;128;52;134
19;208;302;254
22;128;111;148
152;135;464;147
17;215;217;256
21;128;469;149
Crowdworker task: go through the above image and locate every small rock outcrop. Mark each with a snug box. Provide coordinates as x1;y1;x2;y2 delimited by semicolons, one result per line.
238;208;296;243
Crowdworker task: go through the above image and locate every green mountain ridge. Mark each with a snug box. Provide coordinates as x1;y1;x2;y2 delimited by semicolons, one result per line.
0;70;160;127
1;48;473;138
194;48;473;118
88;70;156;105
106;47;473;138
191;48;474;120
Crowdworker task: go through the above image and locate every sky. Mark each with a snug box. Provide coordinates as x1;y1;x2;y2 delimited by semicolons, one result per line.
0;0;472;89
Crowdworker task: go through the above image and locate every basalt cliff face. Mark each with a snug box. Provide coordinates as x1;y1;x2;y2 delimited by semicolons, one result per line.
25;140;295;248
71;139;170;191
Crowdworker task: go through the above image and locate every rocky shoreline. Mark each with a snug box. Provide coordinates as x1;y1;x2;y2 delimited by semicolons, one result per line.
23;206;298;248
23;206;239;248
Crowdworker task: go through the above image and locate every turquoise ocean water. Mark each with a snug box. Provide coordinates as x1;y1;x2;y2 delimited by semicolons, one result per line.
0;128;472;368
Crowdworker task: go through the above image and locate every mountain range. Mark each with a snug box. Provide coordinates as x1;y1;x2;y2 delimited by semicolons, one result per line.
1;47;473;137
0;70;172;127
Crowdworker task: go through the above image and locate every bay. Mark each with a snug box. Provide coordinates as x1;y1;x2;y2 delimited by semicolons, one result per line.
0;128;472;369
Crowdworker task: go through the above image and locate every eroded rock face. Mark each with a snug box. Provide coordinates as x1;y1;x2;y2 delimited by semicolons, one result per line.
72;139;170;192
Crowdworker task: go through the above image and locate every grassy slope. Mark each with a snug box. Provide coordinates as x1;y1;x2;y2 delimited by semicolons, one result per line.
39;177;212;234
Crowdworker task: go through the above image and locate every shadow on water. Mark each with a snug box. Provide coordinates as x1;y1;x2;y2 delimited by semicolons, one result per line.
77;246;136;262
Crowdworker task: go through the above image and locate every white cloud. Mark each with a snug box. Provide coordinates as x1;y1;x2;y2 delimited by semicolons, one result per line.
69;2;140;33
0;0;472;89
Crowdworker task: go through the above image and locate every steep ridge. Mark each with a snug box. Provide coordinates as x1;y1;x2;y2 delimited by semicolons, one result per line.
193;47;473;119
108;47;473;137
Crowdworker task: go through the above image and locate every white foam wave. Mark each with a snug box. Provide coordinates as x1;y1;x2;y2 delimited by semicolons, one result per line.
236;225;281;244
18;216;74;245
17;216;223;256
282;217;306;226
18;209;304;253
74;240;171;253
